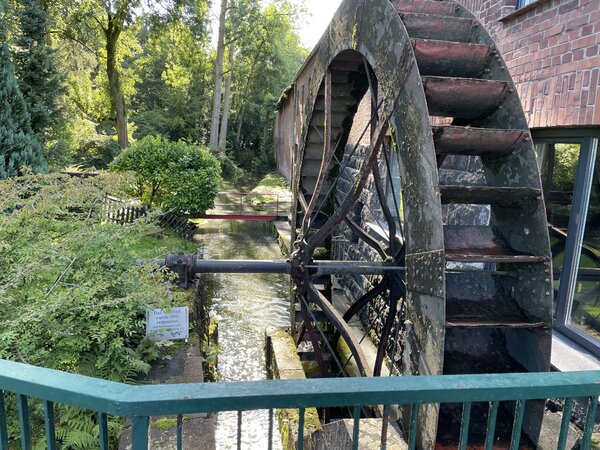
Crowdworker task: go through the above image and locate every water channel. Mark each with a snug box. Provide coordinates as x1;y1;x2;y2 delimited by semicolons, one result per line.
193;219;289;450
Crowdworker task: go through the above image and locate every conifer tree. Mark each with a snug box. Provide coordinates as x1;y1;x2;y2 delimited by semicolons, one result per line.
0;0;46;179
13;0;64;142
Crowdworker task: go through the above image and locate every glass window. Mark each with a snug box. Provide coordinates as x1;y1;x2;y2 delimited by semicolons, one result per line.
516;0;534;8
534;132;600;356
569;152;600;338
537;143;582;312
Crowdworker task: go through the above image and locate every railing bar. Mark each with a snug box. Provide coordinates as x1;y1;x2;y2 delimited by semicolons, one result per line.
98;412;108;450
582;396;598;449
484;401;499;450
268;408;274;450
43;401;57;450
17;395;31;450
131;416;149;450
237;410;242;450
557;398;574;450
408;404;419;450
459;402;472;450
298;408;305;450
352;405;361;450
509;399;525;450
0;391;8;450
380;404;391;450
177;414;183;450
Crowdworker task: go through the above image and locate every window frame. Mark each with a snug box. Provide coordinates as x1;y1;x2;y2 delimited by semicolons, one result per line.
532;128;600;356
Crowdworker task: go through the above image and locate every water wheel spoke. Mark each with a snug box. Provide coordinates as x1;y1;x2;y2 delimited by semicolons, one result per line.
306;281;370;377
342;279;390;323
343;215;388;260
372;164;400;254
374;283;402;377
307;119;389;253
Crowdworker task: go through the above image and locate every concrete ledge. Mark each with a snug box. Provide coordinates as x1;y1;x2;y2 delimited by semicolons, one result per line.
266;327;322;450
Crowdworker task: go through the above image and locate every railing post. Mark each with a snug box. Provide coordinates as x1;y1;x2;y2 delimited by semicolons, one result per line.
44;401;57;450
17;395;31;450
99;413;109;450
0;391;8;450
131;416;149;450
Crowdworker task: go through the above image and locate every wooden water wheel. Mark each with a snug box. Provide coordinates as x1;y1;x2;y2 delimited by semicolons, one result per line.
288;0;553;446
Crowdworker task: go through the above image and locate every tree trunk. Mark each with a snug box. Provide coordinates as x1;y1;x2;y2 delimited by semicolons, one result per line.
106;20;129;149
209;0;228;151
235;39;266;145
218;47;234;156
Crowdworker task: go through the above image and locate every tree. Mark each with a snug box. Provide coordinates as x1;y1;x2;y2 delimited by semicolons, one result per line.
209;0;228;152
131;1;212;143
0;0;46;179
55;0;140;149
110;135;221;215
13;0;64;144
226;1;307;172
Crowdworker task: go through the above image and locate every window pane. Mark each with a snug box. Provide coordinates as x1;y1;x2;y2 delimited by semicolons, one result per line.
569;151;600;338
537;143;582;313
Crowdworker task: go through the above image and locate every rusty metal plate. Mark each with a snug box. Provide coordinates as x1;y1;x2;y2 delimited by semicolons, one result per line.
424;76;510;119
412;39;491;78
393;0;459;16
432;126;527;156
400;13;475;43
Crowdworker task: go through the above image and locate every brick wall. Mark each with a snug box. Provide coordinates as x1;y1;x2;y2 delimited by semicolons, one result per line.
455;0;600;127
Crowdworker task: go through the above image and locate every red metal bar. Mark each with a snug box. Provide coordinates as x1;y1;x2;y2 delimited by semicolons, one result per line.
196;214;279;221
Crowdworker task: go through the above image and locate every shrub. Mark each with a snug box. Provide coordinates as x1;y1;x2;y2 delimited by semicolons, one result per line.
0;173;191;447
110;136;221;215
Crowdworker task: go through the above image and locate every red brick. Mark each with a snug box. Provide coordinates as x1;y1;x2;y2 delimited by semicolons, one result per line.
572;35;598;50
552;43;570;55
565;15;591;32
585;45;599;57
573;48;586;60
544;24;565;39
583;70;591;87
582;24;595;36
578;55;600;69
580;89;589;107
569;73;576;89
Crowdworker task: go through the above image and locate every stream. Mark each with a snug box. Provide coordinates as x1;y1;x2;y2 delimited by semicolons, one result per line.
193;219;289;450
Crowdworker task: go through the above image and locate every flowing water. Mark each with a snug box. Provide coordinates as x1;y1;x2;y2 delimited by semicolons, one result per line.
193;220;290;450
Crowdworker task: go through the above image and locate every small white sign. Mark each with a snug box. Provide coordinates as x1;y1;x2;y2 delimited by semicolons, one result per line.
146;307;189;341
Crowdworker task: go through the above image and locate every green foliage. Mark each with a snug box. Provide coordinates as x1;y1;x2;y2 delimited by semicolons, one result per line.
131;3;212;142
0;172;193;447
13;0;65;142
226;1;308;174
0;0;46;179
552;143;580;192
110;135;221;215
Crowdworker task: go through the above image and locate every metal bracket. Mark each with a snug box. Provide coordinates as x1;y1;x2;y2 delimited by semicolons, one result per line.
164;253;197;289
405;250;445;298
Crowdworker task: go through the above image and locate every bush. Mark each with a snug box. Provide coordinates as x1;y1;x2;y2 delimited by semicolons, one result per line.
0;173;191;447
110;136;221;215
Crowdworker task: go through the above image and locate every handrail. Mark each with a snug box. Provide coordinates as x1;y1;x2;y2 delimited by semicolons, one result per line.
1;359;599;449
2;358;600;414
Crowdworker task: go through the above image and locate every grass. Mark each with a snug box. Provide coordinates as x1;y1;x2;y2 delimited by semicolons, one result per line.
129;230;197;260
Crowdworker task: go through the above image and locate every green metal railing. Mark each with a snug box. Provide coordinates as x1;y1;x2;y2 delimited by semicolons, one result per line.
1;359;599;450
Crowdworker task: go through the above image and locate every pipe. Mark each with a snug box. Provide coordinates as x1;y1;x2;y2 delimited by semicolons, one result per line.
157;257;406;276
